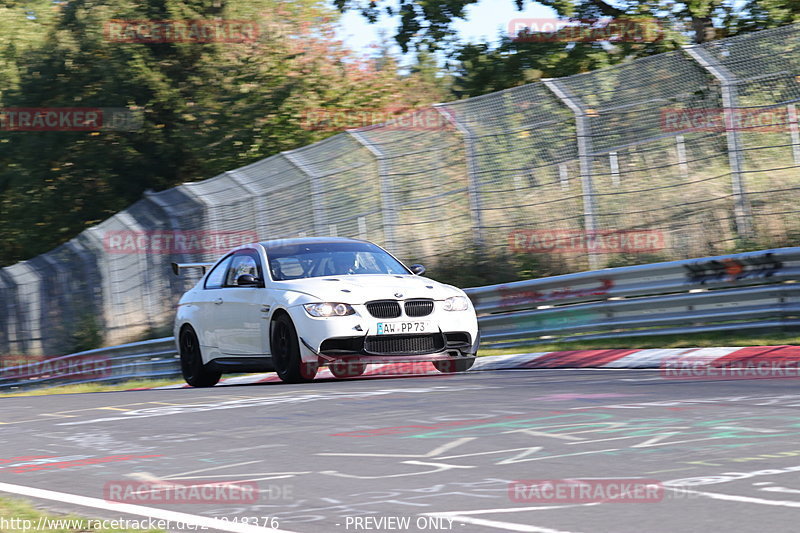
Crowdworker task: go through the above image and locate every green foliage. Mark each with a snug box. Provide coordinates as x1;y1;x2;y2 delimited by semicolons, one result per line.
2;0;798;269
70;314;103;353
449;37;629;98
0;497;165;531
138;323;175;342
335;0;800;97
424;248;572;288
0;0;443;266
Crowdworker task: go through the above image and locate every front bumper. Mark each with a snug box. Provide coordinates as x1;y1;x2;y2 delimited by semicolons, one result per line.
287;302;479;364
309;331;473;358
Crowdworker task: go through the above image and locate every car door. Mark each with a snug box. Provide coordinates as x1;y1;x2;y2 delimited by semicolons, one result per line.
259;255;308;357
195;253;234;358
215;249;268;356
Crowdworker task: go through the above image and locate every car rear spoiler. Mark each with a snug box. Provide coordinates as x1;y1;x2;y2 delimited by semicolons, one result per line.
171;262;215;276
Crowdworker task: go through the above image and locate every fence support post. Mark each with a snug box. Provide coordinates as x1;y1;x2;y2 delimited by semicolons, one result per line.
609;151;621;187
283;151;327;237
0;269;19;355
788;104;800;166
433;105;486;251
65;239;105;341
143;190;201;302
348;131;398;253
225;169;267;240
675;135;690;178
683;45;753;239
543;79;600;270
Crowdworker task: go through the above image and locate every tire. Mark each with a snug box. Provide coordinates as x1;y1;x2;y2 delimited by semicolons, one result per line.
271;314;318;383
433;356;475;373
329;361;367;378
179;326;221;387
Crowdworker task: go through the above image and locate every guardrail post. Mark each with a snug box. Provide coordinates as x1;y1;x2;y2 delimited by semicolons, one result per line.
283;151;327;237
348;131;398;253
433;105;486;251
543;79;600;270
683;45;754;239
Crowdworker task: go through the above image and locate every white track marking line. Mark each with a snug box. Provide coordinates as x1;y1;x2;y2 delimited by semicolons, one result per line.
664;486;800;507
425;514;584;533
0;481;298;533
422;502;603;532
317;437;474;458
425;503;601;516
165;473;309;480
120;473;301;496
154;460;264;479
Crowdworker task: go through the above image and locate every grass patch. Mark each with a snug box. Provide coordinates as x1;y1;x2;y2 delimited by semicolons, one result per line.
0;496;165;532
479;330;800;356
0;378;183;398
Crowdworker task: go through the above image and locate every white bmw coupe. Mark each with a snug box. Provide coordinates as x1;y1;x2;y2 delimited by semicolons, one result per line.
173;237;479;386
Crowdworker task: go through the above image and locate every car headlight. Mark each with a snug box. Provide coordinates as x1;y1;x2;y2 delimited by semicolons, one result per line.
443;296;470;311
303;302;356;317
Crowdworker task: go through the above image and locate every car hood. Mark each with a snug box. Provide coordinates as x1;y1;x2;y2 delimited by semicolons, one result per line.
274;274;463;303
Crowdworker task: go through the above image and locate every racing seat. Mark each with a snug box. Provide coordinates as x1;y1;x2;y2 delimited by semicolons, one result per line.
270;260;284;281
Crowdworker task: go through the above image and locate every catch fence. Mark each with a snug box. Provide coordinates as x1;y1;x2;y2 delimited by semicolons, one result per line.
1;24;798;355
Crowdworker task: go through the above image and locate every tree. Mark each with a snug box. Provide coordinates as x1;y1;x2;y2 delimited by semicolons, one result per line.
335;0;800;51
0;0;440;264
448;17;683;98
337;0;800;99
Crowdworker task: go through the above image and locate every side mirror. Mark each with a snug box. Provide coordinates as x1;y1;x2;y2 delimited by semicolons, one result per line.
410;264;426;276
236;274;260;287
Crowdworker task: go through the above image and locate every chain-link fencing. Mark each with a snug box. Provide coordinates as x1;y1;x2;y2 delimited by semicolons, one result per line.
1;24;798;355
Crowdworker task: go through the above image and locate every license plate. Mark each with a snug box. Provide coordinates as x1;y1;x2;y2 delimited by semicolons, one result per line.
376;321;431;335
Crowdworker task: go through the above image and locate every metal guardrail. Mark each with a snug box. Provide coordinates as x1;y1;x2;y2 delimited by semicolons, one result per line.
0;337;179;392
0;247;798;390
467;247;800;347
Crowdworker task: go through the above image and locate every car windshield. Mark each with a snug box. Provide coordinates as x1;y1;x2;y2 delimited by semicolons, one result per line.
266;242;410;281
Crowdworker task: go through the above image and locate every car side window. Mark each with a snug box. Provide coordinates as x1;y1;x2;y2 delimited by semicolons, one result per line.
204;255;233;289
225;251;263;287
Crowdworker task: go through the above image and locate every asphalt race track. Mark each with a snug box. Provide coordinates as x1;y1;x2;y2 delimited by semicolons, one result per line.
3;368;800;532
